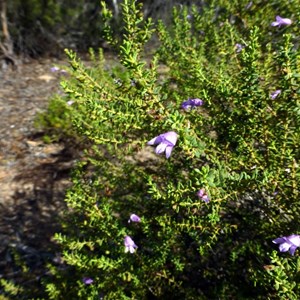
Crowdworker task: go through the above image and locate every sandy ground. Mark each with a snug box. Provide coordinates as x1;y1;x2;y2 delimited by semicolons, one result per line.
0;59;76;296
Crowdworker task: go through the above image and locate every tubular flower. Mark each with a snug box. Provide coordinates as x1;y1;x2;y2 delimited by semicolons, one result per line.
181;98;203;110
82;277;93;285
273;234;300;255
271;16;292;27
50;66;67;74
235;43;244;53
270;90;281;99
147;131;178;159
67;100;74;106
197;188;210;203
124;236;138;254
50;66;60;72
128;214;141;223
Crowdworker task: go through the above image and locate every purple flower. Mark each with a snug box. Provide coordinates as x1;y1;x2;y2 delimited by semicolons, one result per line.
273;234;300;255
124;236;138;253
271;16;292;27
128;214;141;223
197;188;210;203
181;98;204;110
270;89;281;99
82;277;93;285
50;66;67;74
147;131;178;159
67;100;74;106
235;43;244;53
245;2;252;9
50;66;60;72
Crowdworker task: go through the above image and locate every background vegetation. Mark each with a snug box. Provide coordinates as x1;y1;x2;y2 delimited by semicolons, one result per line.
0;0;181;57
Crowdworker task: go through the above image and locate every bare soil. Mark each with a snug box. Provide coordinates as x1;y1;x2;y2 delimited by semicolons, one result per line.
0;59;77;297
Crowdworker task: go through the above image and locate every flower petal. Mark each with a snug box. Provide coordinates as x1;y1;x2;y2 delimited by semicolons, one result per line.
202;195;210;203
288;235;300;247
197;189;205;198
181;101;191;110
279;242;291;252
155;143;168;155
165;145;173;158
82;277;94;285
129;214;141;223
192;98;203;106
270;90;281;99
280;17;292;25
164;131;178;146
147;136;159;145
271;21;279;27
272;237;286;244
289;245;298;256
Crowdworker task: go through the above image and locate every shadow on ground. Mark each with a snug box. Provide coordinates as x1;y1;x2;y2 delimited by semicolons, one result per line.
0;140;77;298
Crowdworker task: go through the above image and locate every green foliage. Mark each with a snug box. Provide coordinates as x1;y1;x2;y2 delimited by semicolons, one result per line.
36;0;300;299
0;279;23;298
261;251;300;299
34;94;76;143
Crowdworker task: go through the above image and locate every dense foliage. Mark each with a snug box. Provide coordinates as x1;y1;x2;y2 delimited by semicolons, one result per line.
4;0;300;299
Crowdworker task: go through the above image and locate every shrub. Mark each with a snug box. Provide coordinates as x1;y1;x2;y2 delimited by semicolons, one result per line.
43;0;300;299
